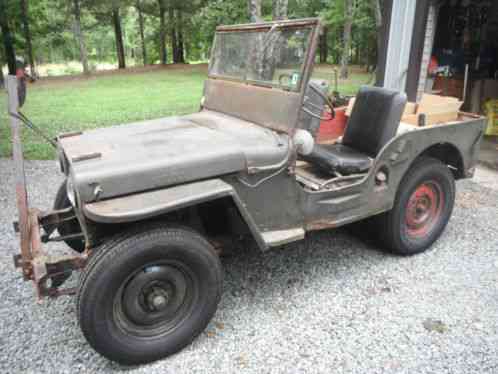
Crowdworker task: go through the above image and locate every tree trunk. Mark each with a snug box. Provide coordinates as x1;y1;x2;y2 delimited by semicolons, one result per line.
136;0;147;65
72;0;90;75
169;6;178;63
272;0;288;20
340;0;353;79
248;0;262;23
177;10;185;63
373;0;383;70
20;0;36;78
319;26;328;63
0;38;5;87
112;7;126;69
0;0;16;75
158;0;167;65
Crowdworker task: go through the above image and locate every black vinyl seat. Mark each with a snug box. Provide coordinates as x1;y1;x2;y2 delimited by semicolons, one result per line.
301;86;407;175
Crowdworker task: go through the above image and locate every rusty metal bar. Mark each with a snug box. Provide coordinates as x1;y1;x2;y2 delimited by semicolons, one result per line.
7;75;88;300
6;75;32;279
216;18;319;32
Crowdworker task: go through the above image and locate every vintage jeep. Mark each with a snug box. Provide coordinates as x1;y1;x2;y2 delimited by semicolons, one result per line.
8;18;485;365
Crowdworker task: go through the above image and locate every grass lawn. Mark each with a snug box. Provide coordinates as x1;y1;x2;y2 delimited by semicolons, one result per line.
0;64;373;160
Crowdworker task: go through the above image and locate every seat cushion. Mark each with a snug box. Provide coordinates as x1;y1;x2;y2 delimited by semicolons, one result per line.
300;144;372;175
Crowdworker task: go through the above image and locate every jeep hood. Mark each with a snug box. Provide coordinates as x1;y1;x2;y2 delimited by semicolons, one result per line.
58;110;290;203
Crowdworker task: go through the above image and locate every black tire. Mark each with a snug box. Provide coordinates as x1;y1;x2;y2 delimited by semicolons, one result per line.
77;225;223;365
53;181;85;252
376;157;455;255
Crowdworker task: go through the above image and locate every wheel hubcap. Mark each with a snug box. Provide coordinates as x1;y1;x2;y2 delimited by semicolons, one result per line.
114;262;195;337
405;181;444;239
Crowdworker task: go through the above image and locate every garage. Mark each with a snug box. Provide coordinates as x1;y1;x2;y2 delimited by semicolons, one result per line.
378;0;498;169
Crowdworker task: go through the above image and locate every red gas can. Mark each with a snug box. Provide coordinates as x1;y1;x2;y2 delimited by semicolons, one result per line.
317;106;347;144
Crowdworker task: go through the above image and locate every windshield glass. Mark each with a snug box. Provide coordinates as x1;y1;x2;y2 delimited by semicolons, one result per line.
209;27;312;91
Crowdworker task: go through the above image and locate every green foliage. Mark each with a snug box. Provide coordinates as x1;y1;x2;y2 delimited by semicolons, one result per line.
191;0;248;59
1;0;378;71
321;0;377;66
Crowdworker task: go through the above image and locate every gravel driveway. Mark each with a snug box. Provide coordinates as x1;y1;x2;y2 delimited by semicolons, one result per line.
1;160;498;374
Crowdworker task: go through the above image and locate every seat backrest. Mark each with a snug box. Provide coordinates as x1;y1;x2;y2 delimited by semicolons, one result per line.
342;86;407;157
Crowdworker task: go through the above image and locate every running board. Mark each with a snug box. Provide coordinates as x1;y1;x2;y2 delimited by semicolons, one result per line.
261;228;305;247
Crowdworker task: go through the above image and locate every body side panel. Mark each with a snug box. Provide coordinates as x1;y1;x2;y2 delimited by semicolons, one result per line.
302;117;486;230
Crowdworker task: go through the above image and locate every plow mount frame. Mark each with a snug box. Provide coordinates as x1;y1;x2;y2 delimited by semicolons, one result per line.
7;75;87;300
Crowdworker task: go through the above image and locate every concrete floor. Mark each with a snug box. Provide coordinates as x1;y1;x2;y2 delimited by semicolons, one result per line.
479;136;498;170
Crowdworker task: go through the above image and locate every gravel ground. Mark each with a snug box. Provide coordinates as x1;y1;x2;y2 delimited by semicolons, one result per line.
1;159;498;374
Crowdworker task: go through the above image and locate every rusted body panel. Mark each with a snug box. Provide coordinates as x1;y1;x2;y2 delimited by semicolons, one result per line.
203;79;302;134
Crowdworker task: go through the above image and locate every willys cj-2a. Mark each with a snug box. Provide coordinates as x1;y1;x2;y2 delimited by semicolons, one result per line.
7;18;485;364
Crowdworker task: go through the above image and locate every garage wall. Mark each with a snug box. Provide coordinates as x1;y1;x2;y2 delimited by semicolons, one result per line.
383;1;417;92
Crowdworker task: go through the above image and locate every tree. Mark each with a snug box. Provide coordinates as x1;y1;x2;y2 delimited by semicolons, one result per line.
0;48;4;87
0;0;16;75
340;0;353;78
72;0;90;74
20;0;36;78
272;0;288;20
135;0;147;65
248;0;262;22
373;0;383;73
193;0;246;59
111;1;126;68
168;5;177;63
319;26;328;63
176;9;185;63
158;0;167;64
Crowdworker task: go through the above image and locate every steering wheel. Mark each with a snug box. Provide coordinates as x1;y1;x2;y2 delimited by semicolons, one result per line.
302;84;336;121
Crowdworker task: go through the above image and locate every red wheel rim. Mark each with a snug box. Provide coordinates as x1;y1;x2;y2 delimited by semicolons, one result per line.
405;181;444;239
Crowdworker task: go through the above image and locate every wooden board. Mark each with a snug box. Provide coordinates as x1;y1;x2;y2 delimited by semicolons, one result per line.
403;94;463;126
345;93;463;127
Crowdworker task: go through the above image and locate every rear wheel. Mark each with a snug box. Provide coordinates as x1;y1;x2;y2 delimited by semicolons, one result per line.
77;225;223;365
376;157;455;255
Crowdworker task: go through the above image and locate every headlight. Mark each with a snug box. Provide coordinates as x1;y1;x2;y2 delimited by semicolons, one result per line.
66;178;76;207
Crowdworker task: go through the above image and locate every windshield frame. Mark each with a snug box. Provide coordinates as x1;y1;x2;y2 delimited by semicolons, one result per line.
208;18;320;93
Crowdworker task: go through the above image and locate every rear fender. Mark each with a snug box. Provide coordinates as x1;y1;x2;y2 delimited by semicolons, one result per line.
370;115;486;211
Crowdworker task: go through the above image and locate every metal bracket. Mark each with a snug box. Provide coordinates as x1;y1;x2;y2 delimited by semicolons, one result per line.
38;207;77;236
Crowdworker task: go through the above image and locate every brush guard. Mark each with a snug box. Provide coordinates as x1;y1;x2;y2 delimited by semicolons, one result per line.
7;75;88;300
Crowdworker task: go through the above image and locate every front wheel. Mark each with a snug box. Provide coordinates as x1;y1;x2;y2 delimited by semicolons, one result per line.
77;225;223;365
376;157;455;255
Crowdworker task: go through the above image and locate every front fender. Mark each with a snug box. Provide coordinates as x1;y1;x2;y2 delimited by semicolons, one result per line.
83;179;268;250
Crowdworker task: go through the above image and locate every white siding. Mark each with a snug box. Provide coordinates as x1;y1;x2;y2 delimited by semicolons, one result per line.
383;0;417;92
